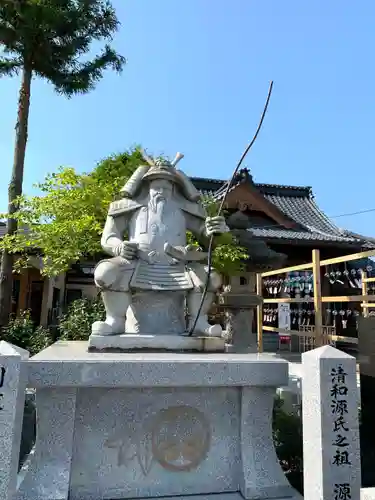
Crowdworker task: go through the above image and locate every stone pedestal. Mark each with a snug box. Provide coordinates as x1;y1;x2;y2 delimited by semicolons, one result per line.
125;291;186;334
16;341;301;500
220;292;261;352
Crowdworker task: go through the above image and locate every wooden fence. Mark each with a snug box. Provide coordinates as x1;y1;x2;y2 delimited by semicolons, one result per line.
256;248;375;352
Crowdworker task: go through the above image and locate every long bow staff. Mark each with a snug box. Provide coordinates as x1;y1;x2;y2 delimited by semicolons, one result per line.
188;80;274;336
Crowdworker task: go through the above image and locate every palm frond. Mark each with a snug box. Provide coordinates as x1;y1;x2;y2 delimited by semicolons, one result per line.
0;56;21;76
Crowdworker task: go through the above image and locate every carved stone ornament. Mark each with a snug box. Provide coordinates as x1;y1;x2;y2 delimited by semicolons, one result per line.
104;405;211;476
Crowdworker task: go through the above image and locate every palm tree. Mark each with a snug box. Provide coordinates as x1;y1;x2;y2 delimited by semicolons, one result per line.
0;0;125;325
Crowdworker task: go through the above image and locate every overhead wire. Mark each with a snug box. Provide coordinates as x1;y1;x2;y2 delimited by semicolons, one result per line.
329;208;375;219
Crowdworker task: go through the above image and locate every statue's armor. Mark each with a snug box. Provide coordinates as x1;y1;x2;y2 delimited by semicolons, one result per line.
128;204;187;259
129;204;192;291
101;195;208;292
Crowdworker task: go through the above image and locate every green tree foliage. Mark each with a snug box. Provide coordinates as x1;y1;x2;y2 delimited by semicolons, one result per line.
0;148;248;277
187;193;248;276
59;297;105;341
0;310;53;356
1;148;144;276
0;0;126;324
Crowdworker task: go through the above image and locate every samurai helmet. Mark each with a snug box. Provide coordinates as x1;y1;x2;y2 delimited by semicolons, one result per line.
120;151;201;201
142;154;184;185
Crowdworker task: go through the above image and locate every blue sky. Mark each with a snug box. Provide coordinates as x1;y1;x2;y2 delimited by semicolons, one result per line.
0;1;374;235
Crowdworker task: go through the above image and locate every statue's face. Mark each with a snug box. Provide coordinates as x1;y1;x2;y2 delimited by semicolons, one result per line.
149;179;173;202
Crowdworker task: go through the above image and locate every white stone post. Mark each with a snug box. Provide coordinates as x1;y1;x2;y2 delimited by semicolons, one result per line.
0;341;29;500
302;345;360;500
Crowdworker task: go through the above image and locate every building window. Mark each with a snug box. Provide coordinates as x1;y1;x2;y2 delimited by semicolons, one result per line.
240;276;247;286
66;289;83;306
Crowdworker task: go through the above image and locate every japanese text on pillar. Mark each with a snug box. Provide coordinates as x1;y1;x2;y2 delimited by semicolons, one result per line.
331;364;351;500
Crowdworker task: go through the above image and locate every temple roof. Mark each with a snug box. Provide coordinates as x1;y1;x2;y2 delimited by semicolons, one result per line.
190;170;372;247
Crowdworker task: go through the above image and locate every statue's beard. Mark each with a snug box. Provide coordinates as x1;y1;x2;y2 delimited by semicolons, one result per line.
149;195;168;216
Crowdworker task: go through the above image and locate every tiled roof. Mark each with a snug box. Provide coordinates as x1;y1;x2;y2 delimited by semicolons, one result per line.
262;193;342;236
190;171;370;246
189;176;224;196
190;171;313;198
248;227;360;243
341;230;375;248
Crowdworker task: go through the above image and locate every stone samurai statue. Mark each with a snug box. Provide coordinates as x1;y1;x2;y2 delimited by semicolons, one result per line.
92;153;229;338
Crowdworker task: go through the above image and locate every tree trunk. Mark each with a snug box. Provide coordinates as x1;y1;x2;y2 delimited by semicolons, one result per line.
0;66;32;327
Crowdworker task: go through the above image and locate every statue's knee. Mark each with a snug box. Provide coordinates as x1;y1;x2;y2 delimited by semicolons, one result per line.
94;261;118;288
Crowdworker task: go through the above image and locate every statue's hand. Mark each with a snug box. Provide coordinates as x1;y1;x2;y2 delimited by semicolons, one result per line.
205;216;229;236
117;241;138;260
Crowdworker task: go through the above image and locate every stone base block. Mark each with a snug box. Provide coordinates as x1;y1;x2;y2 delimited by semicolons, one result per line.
88;334;227;352
16;343;301;500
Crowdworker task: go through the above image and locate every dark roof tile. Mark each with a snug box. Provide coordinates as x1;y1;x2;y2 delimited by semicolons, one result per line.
248;227;361;243
190;172;313;198
263;194;343;236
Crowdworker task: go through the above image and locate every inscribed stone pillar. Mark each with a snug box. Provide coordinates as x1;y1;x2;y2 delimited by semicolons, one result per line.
0;341;29;500
357;316;375;484
302;345;360;500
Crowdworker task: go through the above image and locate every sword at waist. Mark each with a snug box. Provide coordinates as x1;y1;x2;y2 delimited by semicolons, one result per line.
164;243;207;262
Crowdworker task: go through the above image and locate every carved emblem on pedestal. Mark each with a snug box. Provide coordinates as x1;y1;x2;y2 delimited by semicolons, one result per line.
104;405;210;476
151;405;210;472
